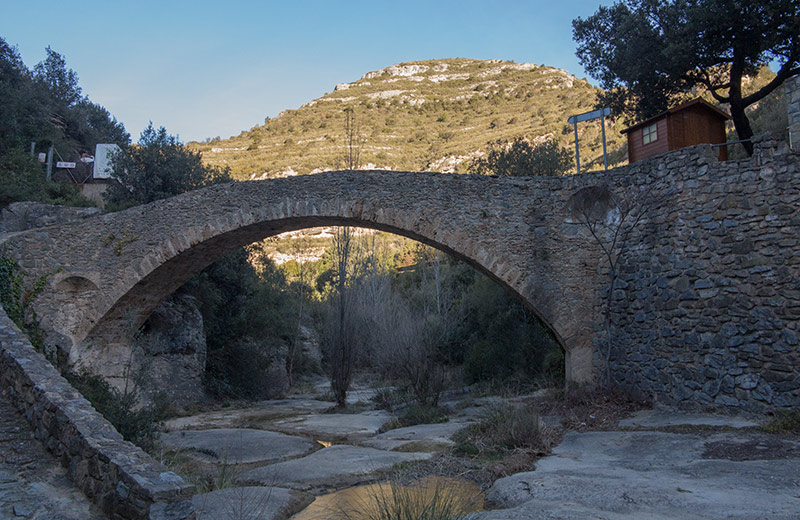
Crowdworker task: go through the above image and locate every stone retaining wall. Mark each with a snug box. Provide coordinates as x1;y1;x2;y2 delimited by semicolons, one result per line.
609;135;800;412
788;74;800;152
0;307;195;520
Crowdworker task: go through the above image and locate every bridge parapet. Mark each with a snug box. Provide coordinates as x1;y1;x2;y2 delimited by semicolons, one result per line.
0;307;195;519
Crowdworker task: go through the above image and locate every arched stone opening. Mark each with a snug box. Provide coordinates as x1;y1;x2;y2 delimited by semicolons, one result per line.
3;172;605;388
76;218;570;391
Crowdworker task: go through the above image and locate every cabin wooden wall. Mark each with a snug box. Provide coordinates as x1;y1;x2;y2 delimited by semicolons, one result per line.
628;108;728;163
627;117;669;163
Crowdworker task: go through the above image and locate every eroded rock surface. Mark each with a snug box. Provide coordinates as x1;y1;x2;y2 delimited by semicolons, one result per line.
193;486;293;520
273;410;393;439
136;292;207;403
160;428;318;464
480;430;800;520
240;445;432;490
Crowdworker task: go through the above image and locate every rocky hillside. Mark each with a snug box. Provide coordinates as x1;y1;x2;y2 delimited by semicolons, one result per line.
191;58;628;179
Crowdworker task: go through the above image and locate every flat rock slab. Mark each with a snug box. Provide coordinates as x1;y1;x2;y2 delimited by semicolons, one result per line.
160;428;317;464
193;486;293;520
369;420;472;448
273;410;393;439
240;445;432;490
164;399;332;431
619;408;761;429
478;430;800;520
345;388;383;404
361;439;417;451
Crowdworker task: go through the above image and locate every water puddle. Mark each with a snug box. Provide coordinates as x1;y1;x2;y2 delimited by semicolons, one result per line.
291;476;483;519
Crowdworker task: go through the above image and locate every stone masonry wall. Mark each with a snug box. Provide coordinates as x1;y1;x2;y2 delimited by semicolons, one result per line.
788;74;800;152
609;135;799;412
1;140;798;413
0;307;195;520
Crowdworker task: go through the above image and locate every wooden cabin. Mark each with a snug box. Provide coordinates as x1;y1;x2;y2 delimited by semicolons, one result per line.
621;98;730;163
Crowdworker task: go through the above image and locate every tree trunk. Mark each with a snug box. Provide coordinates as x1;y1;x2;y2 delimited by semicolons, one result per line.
730;101;754;156
728;49;754;156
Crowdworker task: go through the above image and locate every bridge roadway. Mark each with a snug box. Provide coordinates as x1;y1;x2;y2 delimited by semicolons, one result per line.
0;391;104;519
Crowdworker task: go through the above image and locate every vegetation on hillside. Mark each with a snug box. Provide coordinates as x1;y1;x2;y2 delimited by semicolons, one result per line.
191;58;627;178
468;137;573;176
0;37;128;207
292;233;565;402
105;122;231;210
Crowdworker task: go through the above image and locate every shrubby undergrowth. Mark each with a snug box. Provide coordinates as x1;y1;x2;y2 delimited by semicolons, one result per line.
65;371;166;451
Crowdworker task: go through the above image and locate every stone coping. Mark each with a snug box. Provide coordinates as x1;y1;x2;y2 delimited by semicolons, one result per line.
0;307;195;520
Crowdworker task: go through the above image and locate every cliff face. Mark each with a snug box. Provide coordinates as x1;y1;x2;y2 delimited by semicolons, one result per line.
136;292;207;404
192;58;627;179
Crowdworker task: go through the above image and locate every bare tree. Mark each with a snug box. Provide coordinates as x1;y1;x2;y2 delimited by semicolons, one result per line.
326;226;357;407
286;238;307;389
373;295;448;407
568;184;656;387
326;107;364;407
341;107;361;173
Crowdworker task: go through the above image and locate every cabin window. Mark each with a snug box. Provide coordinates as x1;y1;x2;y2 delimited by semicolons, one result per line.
643;123;658;145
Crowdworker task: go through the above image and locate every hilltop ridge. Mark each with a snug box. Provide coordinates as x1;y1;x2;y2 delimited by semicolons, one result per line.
191;58;627;179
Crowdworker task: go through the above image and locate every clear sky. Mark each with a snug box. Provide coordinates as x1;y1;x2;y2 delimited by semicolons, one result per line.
1;0;613;143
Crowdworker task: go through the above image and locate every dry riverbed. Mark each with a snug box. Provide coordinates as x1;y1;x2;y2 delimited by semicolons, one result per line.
155;380;800;520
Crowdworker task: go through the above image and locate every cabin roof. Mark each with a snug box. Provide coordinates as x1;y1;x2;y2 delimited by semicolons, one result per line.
621;98;731;135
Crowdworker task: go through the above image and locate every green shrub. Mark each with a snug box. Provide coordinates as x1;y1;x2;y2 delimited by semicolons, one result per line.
459;276;564;387
187;248;298;400
762;409;800;434
0;256;27;327
468;137;572;177
0;148;94;207
371;388;400;411
65;371;165;451
382;404;449;432
453;403;547;459
0;255;52;355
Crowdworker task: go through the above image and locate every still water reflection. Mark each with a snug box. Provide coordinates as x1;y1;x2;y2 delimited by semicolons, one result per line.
291;476;484;520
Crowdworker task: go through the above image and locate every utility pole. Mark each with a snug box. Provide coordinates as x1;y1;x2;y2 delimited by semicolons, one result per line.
46;143;54;181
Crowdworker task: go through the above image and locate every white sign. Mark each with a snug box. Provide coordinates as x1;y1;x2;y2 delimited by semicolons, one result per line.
567;107;611;124
93;144;121;179
56;161;76;169
38;153;46;163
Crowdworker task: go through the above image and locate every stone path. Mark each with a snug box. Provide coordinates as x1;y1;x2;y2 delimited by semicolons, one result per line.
0;393;105;520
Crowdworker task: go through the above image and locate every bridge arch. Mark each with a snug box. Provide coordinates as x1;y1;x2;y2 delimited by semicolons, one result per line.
4;171;606;385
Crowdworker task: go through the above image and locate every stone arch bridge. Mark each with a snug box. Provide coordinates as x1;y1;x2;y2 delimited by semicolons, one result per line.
3;140;800;410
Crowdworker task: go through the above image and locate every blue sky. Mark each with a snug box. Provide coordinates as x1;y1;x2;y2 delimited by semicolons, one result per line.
1;1;613;143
